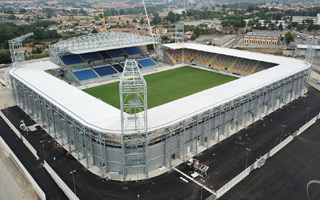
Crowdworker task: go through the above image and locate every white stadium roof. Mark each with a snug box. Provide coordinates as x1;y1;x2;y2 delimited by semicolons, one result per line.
49;32;160;65
11;43;310;135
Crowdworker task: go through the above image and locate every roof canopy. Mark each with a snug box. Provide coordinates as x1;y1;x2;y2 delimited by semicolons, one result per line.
49;32;160;65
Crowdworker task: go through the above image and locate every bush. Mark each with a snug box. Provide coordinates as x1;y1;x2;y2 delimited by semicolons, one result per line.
0;51;11;64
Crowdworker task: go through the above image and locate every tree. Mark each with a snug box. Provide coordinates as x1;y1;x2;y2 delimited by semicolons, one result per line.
19;8;27;14
165;11;180;23
92;28;98;33
284;32;294;45
291;22;298;27
268;23;275;30
182;11;186;19
191;33;197;41
248;20;255;27
279;22;283;31
7;14;16;20
32;47;42;54
297;24;306;31
247;6;254;12
140;18;144;25
152;12;161;25
161;35;169;43
132;18;137;23
287;24;292;29
194;26;201;37
0;51;11;64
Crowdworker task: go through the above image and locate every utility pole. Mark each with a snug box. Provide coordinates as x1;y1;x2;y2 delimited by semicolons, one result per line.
70;170;77;195
245;147;251;169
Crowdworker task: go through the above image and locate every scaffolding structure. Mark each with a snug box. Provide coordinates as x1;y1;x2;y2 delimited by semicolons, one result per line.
9;33;34;68
49;32;160;65
175;22;185;43
120;59;148;180
293;30;317;65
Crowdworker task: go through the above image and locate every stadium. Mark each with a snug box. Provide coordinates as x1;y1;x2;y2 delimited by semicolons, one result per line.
8;32;310;181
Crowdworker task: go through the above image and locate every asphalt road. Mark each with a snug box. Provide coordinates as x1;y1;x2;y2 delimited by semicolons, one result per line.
176;87;320;191
0;116;68;200
221;120;320;200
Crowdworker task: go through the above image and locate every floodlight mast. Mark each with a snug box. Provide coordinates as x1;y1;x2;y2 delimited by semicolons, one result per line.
97;0;107;32
9;33;34;68
175;21;185;43
142;0;153;37
142;0;156;50
292;30;316;65
120;59;148;181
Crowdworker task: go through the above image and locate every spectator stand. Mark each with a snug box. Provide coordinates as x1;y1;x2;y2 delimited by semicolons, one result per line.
184;49;199;63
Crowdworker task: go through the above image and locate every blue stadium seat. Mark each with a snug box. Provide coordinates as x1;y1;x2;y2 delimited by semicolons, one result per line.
122;47;141;55
93;65;117;76
138;58;156;67
80;52;102;61
98;51;111;59
73;69;98;81
107;49;125;58
112;64;123;72
61;54;84;65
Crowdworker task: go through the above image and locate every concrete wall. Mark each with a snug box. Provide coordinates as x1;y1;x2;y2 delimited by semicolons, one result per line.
0;111;39;160
43;161;79;200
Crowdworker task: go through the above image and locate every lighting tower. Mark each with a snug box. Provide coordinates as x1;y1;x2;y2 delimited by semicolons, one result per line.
292;30;317;65
97;0;107;32
142;0;153;37
9;33;34;68
120;59;148;181
175;21;185;43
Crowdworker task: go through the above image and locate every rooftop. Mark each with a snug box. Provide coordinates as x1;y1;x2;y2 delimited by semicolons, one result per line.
246;32;280;37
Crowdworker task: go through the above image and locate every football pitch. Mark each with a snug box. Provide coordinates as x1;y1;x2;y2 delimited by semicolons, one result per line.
83;66;238;109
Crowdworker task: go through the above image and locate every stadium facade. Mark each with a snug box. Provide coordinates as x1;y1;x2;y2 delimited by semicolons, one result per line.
9;34;310;181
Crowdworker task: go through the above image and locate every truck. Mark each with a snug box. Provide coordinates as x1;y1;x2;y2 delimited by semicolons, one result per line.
187;158;209;177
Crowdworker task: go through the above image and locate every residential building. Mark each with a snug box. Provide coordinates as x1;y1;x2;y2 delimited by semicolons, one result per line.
243;32;280;46
154;27;168;35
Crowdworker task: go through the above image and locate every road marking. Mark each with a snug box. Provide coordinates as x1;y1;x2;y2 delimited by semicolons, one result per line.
180;177;189;183
174;167;216;195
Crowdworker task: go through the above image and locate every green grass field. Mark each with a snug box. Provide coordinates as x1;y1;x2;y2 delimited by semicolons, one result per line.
83;66;238;109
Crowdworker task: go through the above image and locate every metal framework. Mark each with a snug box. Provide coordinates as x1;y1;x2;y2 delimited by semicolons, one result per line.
293;30;317;65
142;0;153;37
175;21;185;43
9;33;34;68
120;59;148;180
10;65;308;180
49;32;160;65
306;34;317;65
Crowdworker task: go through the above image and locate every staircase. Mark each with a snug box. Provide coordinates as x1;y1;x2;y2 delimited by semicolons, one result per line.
206;54;218;66
250;61;260;74
227;57;239;71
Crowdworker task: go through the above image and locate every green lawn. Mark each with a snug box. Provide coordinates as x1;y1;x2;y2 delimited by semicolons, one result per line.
83;66;238;109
